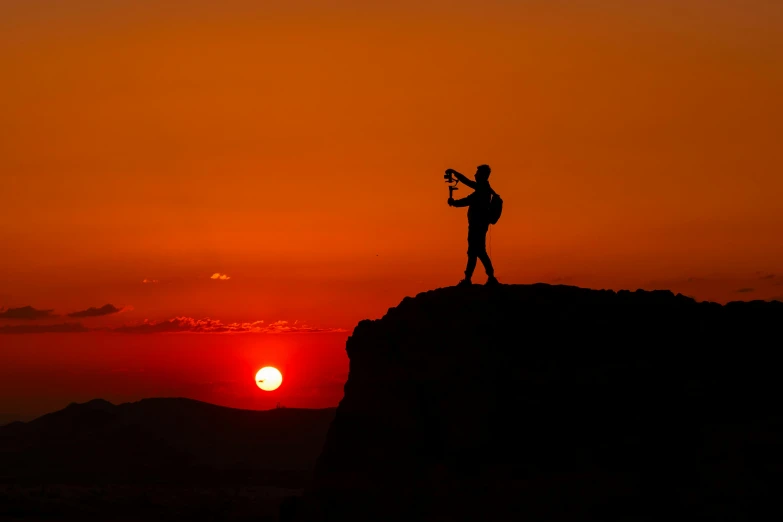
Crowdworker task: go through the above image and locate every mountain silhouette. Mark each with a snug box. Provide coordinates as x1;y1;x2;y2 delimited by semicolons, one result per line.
295;283;783;521
0;398;335;521
1;398;334;485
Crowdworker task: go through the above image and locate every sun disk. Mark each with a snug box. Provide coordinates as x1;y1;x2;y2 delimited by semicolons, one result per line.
256;367;283;391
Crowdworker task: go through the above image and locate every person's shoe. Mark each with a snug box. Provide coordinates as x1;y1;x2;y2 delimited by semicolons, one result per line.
457;278;473;287
485;276;500;286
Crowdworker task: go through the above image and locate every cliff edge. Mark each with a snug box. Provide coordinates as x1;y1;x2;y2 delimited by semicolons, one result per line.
297;283;782;521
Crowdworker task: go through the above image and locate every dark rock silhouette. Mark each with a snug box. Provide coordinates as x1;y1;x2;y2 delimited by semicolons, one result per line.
296;284;783;521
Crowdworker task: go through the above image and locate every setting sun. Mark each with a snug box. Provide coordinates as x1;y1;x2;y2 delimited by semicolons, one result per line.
255;367;283;392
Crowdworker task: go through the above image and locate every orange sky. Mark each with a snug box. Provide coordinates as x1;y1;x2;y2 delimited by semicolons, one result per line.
1;1;782;418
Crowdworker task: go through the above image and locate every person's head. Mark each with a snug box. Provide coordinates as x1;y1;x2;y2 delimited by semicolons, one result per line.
475;164;491;182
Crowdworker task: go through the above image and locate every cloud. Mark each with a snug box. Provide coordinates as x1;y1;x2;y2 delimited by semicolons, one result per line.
0;322;89;334
0;306;57;320
114;317;345;334
68;304;124;318
759;274;776;280
115;317;255;334
0;310;344;334
142;278;159;284
735;288;755;293
262;320;345;333
210;273;231;281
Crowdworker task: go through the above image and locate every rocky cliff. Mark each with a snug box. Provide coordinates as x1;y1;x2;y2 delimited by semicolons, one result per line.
297;284;783;521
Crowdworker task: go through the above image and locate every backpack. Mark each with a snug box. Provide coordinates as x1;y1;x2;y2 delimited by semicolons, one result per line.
488;191;503;225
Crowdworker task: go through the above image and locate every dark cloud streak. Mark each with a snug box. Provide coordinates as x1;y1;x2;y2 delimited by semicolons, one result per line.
68;304;122;318
0;323;88;334
0;306;57;320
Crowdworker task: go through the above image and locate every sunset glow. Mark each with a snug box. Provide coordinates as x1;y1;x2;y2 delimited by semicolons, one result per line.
1;0;781;422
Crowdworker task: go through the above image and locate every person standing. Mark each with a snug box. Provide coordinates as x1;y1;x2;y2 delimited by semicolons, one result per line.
446;165;499;286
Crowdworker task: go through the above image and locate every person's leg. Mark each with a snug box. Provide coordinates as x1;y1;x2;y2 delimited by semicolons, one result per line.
478;250;494;277
464;227;479;282
465;254;478;280
475;226;494;276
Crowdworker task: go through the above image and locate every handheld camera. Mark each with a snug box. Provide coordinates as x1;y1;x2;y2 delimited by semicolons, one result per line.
444;169;459;198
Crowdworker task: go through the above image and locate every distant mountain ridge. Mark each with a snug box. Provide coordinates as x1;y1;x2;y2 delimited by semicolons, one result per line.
0;413;34;427
0;397;335;486
297;283;783;521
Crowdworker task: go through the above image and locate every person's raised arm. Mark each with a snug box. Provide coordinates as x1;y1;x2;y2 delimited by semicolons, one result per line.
447;169;477;189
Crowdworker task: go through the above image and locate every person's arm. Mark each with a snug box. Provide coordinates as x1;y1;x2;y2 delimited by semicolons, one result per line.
447;169;477;190
448;193;473;207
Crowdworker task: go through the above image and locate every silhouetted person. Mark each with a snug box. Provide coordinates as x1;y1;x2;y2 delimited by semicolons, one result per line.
446;165;498;286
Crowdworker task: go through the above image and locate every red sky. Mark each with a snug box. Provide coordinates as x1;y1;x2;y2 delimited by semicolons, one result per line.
1;1;782;420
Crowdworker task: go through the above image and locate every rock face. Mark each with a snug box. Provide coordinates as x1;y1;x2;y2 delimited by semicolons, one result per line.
297;284;783;521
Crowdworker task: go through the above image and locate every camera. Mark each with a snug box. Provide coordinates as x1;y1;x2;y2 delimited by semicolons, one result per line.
444;169;458;198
